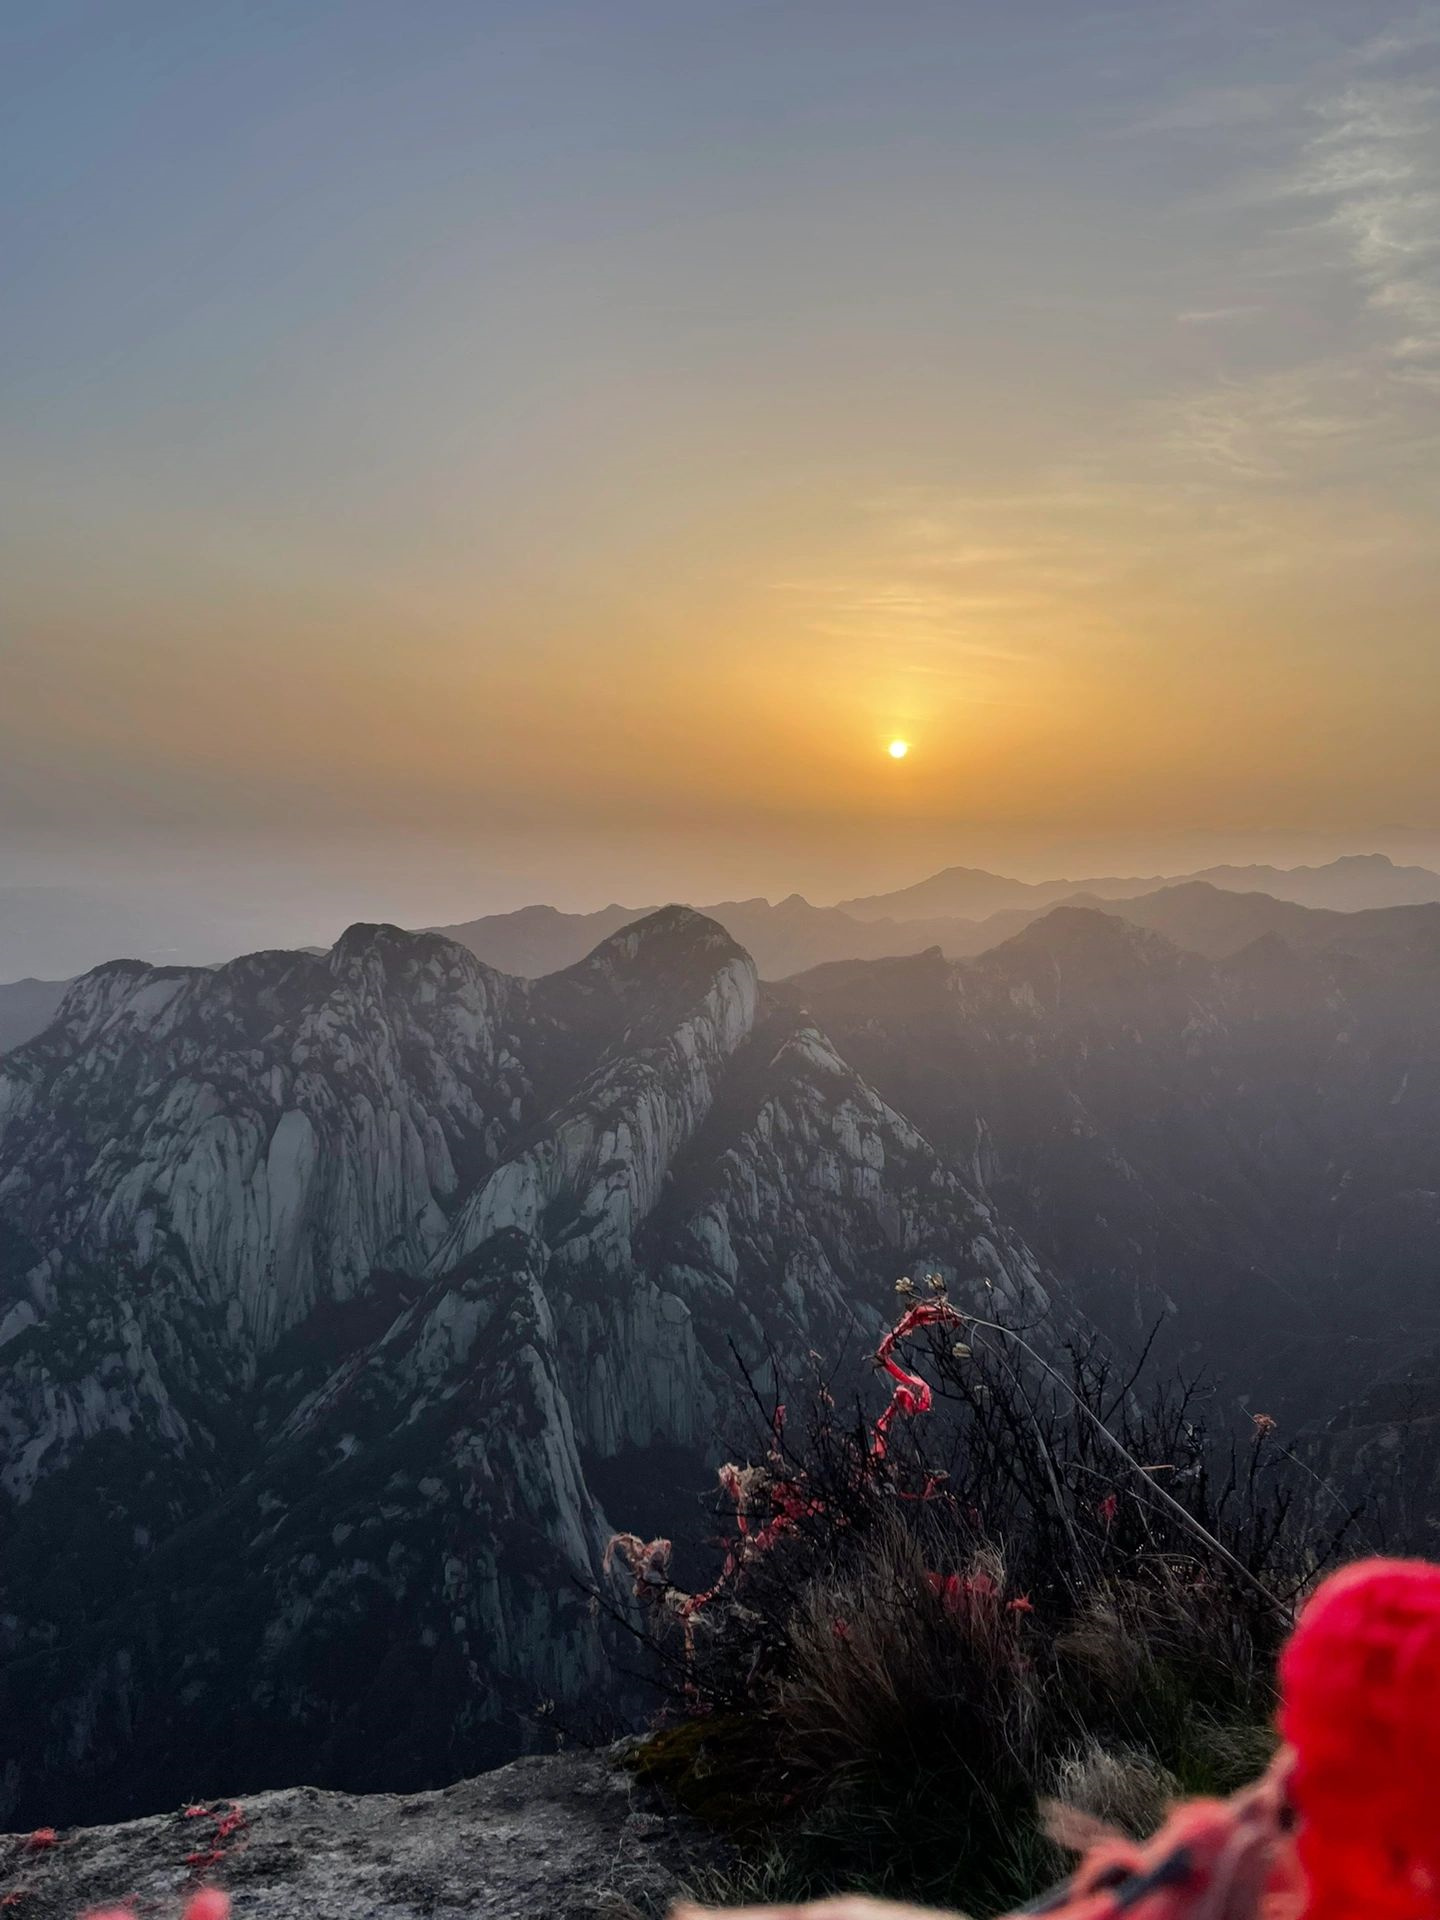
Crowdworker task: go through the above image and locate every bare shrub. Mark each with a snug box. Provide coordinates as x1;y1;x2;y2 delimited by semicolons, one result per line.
615;1287;1355;1915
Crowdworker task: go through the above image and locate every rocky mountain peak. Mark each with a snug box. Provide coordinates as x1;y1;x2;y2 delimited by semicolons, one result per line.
536;906;756;1043
9;885;1440;1830
972;905;1195;1005
0;904;1077;1826
577;902;748;969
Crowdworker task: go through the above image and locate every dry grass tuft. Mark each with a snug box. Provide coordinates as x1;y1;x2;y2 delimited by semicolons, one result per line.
615;1301;1356;1916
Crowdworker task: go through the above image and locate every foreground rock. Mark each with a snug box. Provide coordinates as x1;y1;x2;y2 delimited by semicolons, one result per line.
0;1752;718;1920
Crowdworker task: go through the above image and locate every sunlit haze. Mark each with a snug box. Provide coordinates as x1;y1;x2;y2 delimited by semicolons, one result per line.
4;2;1439;946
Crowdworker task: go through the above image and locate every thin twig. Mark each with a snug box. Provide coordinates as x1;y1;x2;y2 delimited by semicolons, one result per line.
958;1316;1293;1619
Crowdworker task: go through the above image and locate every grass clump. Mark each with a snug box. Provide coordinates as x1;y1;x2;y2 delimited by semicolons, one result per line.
613;1291;1353;1916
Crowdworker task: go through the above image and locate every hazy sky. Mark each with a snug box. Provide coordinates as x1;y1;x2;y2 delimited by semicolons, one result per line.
3;0;1439;934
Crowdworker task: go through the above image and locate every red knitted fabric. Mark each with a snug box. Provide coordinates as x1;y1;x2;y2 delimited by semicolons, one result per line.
1280;1556;1440;1920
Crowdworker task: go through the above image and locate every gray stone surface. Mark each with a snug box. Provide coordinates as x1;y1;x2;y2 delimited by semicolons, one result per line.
0;1752;715;1920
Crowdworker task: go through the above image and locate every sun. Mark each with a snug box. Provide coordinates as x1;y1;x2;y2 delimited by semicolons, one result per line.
887;739;910;760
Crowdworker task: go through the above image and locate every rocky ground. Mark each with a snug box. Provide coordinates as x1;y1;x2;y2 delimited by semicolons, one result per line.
0;1751;720;1920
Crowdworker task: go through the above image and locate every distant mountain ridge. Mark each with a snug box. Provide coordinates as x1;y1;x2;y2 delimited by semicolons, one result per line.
429;893;990;982
432;855;1440;983
8;856;1438;1056
980;883;1440;965
837;851;1440;922
5;854;1436;1000
776;900;1440;1427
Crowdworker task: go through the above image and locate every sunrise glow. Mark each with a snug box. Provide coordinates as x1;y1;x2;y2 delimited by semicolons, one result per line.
5;5;1437;912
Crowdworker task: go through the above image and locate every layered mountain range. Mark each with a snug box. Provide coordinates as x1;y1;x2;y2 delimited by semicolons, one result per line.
8;855;1437;1023
0;910;1060;1827
776;906;1440;1418
430;853;1440;983
4;881;1440;1828
835;850;1440;921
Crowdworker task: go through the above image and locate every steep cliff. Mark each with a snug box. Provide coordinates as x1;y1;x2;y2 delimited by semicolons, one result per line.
0;909;1067;1827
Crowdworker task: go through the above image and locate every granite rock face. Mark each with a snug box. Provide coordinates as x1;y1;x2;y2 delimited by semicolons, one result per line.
10;893;1440;1832
0;1750;717;1920
0;909;1068;1828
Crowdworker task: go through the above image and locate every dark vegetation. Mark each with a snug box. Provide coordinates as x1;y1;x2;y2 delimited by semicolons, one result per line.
611;1286;1356;1917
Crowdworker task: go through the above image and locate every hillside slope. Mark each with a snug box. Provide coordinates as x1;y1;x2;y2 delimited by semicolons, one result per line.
778;906;1440;1415
0;910;1066;1827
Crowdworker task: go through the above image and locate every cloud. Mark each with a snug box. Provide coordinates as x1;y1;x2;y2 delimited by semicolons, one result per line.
780;18;1440;691
1165;360;1422;481
1157;26;1440;484
1354;16;1440;67
1295;78;1440;370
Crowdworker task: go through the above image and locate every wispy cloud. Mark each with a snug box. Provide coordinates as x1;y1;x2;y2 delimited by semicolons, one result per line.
1296;79;1440;373
781;16;1440;694
1158;23;1440;482
1355;16;1440;67
1165;360;1419;480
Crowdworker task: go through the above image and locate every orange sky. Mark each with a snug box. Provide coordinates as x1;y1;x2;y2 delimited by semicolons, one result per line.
3;3;1438;926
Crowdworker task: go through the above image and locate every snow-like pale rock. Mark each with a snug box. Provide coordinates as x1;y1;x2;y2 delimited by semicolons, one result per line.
0;907;1071;1827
